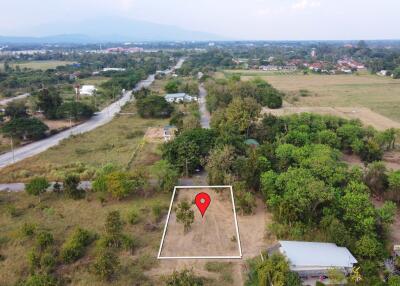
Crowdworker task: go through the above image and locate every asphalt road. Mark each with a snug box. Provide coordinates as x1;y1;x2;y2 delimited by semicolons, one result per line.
0;93;31;106
0;58;184;170
0;75;155;169
198;84;211;129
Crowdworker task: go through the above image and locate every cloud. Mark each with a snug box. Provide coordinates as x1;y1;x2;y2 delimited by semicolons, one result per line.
291;0;321;10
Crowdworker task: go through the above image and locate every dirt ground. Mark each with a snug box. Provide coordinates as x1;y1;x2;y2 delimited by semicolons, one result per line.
144;127;165;142
160;188;240;257
342;152;400;171
263;106;400;131
149;189;273;286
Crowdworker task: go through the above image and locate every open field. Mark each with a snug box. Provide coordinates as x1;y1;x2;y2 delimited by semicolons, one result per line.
159;187;241;258
224;70;400;123
0;102;168;183
0;60;76;71
0;190;170;285
262;106;400;131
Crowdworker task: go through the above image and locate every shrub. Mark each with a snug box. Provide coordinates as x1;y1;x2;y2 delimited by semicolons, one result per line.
164;269;204;286
61;228;95;263
26;177;49;202
40;251;56;273
36;231;54;250
136;95;174;118
64;174;84;199
105;211;124;247
23;274;58;286
92;249;120;281
21;222;37;237
127;209;141;225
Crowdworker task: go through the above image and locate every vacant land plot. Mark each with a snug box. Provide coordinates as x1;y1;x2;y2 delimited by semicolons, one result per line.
148;196;272;286
0;190;170;285
159;187;241;258
0;102;168;183
236;72;400;122
0;60;76;71
262;106;400;131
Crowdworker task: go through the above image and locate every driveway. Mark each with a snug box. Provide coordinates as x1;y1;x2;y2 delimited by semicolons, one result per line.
198;84;210;129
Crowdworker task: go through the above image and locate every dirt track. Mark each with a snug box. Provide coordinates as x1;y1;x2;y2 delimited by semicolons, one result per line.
263;106;400;131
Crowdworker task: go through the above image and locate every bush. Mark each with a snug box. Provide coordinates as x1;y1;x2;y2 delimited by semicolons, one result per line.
23;274;59;286
57;101;95;120
164;269;204;286
92;249;120;281
21;222;37;237
36;231;54;250
127;209;141;225
64;174;84;199
26;177;49;202
61;228;95;263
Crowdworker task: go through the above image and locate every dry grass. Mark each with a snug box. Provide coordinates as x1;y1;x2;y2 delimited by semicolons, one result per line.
231;71;400;122
0;190;170;285
0;102;169;183
0;60;76;71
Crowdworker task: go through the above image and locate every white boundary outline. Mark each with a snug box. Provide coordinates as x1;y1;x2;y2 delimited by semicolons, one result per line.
157;185;242;259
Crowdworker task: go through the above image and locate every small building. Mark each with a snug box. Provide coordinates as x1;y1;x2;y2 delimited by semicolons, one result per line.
79;85;96;96
102;68;126;72
165;93;196;103
269;241;357;281
163;125;177;142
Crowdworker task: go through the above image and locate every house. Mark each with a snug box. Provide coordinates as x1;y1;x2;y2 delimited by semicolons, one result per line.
79;85;96;96
163;125;177;142
102;68;126;72
268;241;357;283
165;93;196;103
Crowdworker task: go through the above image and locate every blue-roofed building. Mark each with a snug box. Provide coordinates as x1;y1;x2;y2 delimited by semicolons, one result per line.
268;241;357;284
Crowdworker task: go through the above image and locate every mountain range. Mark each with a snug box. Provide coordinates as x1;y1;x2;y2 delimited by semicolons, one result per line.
0;17;224;44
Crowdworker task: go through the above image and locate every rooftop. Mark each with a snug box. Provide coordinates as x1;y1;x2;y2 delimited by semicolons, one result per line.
278;241;357;270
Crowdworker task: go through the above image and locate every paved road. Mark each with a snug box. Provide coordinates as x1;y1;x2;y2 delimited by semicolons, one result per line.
0;58;184;171
198;84;211;129
0;75;155;169
0;93;31;106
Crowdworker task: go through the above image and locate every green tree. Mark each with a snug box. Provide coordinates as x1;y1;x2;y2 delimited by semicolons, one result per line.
393;67;400;79
1;117;49;140
5;100;28;119
151;160;179;193
26;177;49;203
136;95;173;118
57;101;94;120
164;80;180;93
327;268;346;284
205;145;236;185
176;201;194;233
37;88;63;119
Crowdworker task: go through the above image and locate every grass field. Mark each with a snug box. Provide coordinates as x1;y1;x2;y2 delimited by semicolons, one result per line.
0;60;76;71
0;189;170;285
224;70;400;122
0;102;169;183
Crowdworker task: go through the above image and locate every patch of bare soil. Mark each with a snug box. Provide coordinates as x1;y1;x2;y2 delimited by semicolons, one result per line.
144;127;165;142
383;151;400;171
263;106;400;131
148;193;272;286
160;188;240;257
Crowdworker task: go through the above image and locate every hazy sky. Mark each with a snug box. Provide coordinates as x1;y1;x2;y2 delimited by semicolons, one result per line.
1;0;399;40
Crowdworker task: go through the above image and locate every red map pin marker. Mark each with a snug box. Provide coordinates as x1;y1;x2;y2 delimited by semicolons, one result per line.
195;192;211;217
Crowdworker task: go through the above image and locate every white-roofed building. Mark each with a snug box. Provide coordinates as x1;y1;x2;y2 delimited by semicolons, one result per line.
165;93;196;103
269;241;357;280
79;85;96;96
